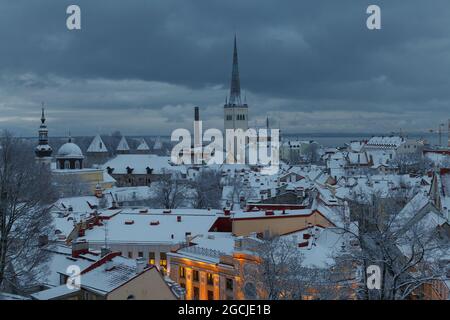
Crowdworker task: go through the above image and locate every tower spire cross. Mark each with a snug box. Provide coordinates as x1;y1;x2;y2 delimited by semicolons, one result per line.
229;35;242;105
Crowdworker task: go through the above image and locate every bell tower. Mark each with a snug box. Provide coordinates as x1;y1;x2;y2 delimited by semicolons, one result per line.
35;105;53;165
224;35;249;132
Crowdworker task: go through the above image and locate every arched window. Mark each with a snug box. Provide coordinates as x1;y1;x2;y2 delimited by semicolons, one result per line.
75;161;80;169
127;294;135;300
64;160;70;169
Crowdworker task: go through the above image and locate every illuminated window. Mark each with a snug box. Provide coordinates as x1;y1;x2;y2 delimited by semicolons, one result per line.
179;266;186;279
207;273;214;285
160;252;167;268
149;252;155;265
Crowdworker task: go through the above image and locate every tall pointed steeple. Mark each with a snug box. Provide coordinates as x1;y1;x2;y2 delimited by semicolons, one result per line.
35;105;53;160
229;35;242;106
224;35;249;133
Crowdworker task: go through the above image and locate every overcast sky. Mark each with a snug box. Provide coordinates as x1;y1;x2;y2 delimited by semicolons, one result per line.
1;0;450;137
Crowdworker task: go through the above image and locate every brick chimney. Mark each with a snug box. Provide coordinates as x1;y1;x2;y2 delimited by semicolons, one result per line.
72;240;89;258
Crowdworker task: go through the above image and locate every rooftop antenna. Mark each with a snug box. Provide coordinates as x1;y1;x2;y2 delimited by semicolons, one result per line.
103;220;109;251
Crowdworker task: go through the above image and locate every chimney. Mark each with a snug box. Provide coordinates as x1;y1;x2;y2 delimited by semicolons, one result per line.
185;232;192;245
193;106;201;165
104;260;115;271
194;106;200;122
95;183;103;198
101;246;111;258
72;240;89;258
136;257;147;274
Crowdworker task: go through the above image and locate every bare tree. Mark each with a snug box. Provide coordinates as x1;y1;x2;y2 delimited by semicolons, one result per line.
53;173;90;198
304;143;320;164
191;170;222;209
225;174;252;209
240;236;303;299
0;131;57;292
333;191;449;300
152;171;188;209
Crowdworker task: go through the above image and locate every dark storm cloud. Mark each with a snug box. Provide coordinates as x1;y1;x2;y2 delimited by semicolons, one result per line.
1;0;450;135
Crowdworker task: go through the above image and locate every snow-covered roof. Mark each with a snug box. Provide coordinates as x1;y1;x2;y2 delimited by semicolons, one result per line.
347;141;367;153
175;233;236;263
282;227;345;268
153;137;162;150
87;134;108;153
31;285;79;300
57;142;84;159
103;154;186;175
116;137;130;151
366;136;405;149
37;245;97;287
79;256;141;295
79;211;217;244
137;139;150;151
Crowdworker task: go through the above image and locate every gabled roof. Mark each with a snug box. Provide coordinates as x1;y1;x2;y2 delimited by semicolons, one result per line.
116;137;130;151
153;137;162;150
87;134;108;153
137;139;150;151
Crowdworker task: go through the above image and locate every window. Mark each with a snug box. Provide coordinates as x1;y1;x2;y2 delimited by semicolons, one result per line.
127;251;133;259
226;278;233;291
149;252;155;265
138;251;143;258
179;266;186;279
75;160;80;169
160;252;167;268
226;115;232;121
207;273;214;285
207;290;214;300
127;294;135;300
193;287;200;300
193;270;199;282
64;160;70;169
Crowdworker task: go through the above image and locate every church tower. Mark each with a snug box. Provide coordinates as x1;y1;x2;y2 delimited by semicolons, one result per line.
224;35;249;132
35;106;53;165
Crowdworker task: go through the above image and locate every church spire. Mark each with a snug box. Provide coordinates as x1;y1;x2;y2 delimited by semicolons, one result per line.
41;104;46;124
229;35;242;105
35;105;53;160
